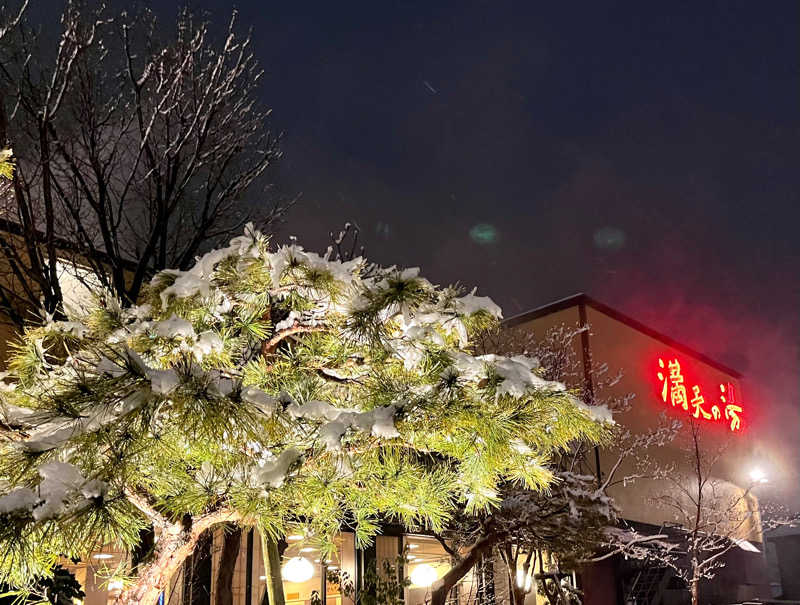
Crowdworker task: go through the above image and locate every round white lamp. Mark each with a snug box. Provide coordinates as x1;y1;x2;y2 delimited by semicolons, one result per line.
282;557;314;583
410;563;438;588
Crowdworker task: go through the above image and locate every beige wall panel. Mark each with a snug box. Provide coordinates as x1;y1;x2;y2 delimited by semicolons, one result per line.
513;301;761;541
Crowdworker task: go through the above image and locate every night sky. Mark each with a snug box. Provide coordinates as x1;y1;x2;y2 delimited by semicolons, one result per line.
252;0;799;498
36;1;800;497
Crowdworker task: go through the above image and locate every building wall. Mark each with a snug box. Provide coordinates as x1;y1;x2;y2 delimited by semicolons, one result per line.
0;250;108;368
765;532;800;599
511;302;761;538
584;304;760;539
578;559;617;605
0;320;16;369
509;298;770;603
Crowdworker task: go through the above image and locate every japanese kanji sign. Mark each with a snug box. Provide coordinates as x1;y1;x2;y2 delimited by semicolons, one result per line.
656;357;743;432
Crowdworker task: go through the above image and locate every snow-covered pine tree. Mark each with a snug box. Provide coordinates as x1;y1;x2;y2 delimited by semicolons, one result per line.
0;225;611;605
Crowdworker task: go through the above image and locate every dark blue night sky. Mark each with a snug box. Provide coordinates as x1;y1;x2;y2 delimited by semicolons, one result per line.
31;0;800;492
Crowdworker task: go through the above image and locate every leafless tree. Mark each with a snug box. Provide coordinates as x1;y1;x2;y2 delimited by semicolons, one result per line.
0;1;26;47
0;0;285;326
641;418;786;605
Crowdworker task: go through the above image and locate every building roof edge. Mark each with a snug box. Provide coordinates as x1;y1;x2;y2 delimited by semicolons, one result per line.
504;293;743;378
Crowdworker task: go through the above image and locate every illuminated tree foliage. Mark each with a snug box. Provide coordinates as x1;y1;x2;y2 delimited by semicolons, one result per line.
0;226;610;605
428;324;637;605
0;149;12;180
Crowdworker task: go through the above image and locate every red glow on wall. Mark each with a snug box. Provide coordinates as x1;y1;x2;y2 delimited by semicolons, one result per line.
655;357;743;432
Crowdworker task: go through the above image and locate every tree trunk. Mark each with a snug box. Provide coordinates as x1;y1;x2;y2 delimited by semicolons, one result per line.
131;528;156;572
430;534;501;605
474;553;494;605
115;510;240;605
115;529;205;605
261;533;286;605
215;525;243;605
690;579;699;605
0;91;7;145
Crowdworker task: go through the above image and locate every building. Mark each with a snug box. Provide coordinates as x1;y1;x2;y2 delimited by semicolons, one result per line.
764;525;800;601
506;293;769;605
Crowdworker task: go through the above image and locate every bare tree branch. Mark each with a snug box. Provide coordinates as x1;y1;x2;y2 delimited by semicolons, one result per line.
0;3;286;328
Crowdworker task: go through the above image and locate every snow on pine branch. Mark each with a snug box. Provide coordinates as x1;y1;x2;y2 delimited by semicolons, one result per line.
0;462;105;521
286;398;401;450
139;223;610;426
2;223;612;460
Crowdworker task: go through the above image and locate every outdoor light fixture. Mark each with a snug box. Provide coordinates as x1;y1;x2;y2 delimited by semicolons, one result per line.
750;468;768;484
282;557;314;583
92;553;113;560
409;564;438;588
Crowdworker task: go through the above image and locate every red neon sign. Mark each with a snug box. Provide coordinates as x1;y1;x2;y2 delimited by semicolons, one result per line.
655;357;743;432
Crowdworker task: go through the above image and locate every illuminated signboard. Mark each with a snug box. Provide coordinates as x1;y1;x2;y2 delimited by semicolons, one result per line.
656;357;743;432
